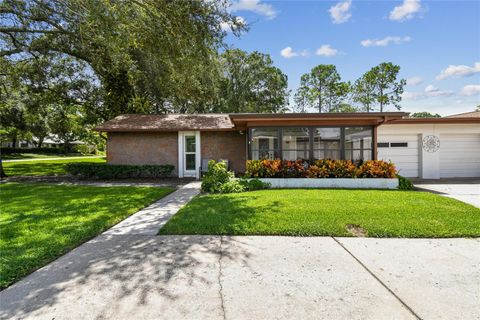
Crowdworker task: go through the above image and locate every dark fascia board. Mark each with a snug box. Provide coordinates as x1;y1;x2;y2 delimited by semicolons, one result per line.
229;112;409;120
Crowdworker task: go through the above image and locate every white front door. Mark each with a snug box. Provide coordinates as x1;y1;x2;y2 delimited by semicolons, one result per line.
178;131;201;179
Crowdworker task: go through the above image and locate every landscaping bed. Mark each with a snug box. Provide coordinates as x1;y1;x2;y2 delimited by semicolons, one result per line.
159;189;480;238
0;182;174;289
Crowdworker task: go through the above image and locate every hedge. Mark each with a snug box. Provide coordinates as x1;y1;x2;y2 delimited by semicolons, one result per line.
66;163;175;179
245;159;397;179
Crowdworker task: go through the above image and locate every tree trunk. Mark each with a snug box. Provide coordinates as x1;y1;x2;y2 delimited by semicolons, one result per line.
37;138;44;148
0;155;6;178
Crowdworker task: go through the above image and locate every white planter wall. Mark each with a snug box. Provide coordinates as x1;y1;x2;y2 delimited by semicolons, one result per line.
257;178;399;189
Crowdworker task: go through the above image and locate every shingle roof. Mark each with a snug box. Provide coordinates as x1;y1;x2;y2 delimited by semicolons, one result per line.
95;114;235;132
446;110;480;118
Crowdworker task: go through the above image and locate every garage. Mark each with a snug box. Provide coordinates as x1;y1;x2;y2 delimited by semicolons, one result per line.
440;133;480;178
377;134;419;178
377;111;480;179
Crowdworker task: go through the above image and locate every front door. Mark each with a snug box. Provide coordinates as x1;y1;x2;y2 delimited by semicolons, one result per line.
178;131;201;178
184;134;197;176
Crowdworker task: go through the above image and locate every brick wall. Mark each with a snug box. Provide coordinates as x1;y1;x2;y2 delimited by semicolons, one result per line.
201;131;246;174
106;130;247;176
107;132;178;174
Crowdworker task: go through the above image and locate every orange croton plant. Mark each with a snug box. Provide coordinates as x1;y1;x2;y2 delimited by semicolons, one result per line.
245;159;397;178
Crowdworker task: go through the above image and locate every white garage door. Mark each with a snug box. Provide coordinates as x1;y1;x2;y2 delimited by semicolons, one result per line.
440;134;480;178
377;134;419;178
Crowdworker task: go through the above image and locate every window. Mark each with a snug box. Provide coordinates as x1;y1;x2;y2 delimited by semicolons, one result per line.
377;142;390;148
344;127;373;161
282;128;309;160
248;126;374;162
313;128;341;160
184;135;196;171
250;128;279;160
391;142;408;148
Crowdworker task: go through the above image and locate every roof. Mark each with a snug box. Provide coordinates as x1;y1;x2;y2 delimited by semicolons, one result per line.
95;111;479;132
95;114;235;132
446;110;480;118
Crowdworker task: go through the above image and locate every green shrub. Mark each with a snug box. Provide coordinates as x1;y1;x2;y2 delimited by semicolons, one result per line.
219;179;246;193
239;178;271;191
398;175;414;190
66;163;174;179
72;144;95;155
201;160;234;193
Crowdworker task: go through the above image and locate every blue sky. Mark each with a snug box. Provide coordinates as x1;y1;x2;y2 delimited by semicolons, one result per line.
223;0;480;115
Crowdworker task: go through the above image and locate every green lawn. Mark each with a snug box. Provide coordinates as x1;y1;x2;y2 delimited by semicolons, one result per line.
159;189;480;238
0;183;174;289
3;157;105;176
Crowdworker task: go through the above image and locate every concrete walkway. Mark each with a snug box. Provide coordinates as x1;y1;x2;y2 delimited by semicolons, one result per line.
103;181;201;235
3;155;104;162
414;179;480;208
1;236;478;320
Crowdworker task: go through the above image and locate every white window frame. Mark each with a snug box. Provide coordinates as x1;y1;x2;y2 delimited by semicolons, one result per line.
178;131;201;179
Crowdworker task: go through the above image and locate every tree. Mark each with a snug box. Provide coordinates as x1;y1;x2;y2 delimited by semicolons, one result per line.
293;87;309;113
295;65;350;112
48;104;85;152
1;0;240;118
364;62;406;112
352;71;376;112
410;112;441;118
216;49;289;113
331;103;357;113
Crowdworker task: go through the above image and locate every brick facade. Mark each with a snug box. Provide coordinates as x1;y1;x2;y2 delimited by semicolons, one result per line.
201;131;247;174
106;130;247;176
107;132;178;174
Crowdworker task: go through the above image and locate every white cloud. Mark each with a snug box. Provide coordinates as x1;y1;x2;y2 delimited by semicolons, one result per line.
389;0;422;21
436;62;480;80
407;76;423;86
329;0;352;24
315;44;339;57
280;47;309;59
402;84;453;100
230;0;277;19
361;36;411;47
220;16;246;32
460;85;480;96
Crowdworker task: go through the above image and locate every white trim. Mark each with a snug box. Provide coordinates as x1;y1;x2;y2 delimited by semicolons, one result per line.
257;178;399;189
195;131;201;179
178;131;201;179
177;132;184;178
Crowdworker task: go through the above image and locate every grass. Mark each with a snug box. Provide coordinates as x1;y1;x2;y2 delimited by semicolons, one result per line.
159;189;480;238
0;182;174;289
3;157;106;176
2;153;95;160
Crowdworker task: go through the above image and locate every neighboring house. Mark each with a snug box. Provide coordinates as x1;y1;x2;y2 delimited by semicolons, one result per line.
1;136;87;149
96;112;480;179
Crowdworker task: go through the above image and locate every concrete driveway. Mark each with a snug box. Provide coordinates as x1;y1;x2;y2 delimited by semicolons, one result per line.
414;178;480;208
1;236;478;320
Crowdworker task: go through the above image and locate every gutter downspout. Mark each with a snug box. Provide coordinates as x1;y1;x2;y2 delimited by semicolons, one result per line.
373;116;389;160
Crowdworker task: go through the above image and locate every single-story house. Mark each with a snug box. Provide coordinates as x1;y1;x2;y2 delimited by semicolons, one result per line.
96;111;480;179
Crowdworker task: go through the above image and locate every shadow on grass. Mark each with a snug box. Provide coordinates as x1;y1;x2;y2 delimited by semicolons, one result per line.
0;183;172;289
159;193;285;235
